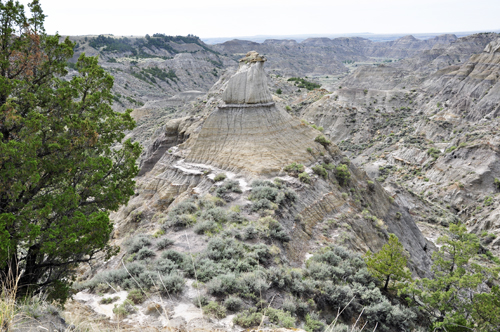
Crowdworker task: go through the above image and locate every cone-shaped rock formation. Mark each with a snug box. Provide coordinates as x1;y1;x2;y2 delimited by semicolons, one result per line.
186;51;323;174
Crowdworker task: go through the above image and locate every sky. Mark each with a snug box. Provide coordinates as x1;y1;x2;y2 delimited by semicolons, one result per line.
16;0;500;38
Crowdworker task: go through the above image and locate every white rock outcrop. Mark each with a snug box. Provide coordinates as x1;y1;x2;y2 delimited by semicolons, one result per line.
221;51;273;104
484;38;500;54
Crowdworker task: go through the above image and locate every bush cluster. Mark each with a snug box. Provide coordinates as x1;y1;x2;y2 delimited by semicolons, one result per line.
214;180;242;198
312;165;328;178
299;172;311;184
335;164;351;185
249;180;297;213
163;200;198;230
287;77;321;90
314;135;331;146
284;162;305;176
83;228;419;331
214;173;227;182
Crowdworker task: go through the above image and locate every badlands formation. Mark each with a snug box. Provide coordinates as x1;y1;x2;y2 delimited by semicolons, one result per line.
67;32;500;332
71;51;435;331
127;51;431;273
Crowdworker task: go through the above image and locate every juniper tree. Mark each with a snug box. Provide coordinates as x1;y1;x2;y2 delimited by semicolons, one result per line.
406;224;500;331
364;233;411;290
0;0;140;302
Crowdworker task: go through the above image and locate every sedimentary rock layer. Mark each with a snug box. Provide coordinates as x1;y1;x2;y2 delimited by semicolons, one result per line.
186;104;320;174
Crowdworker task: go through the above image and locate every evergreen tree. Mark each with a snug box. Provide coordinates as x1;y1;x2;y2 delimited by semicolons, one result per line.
406;224;500;331
0;0;141;302
364;233;411;290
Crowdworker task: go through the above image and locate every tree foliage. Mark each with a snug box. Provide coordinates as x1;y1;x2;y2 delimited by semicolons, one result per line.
0;0;140;302
405;224;500;331
365;234;411;290
334;164;350;185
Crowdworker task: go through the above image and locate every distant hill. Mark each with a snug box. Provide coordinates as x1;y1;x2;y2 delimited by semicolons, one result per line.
202;29;500;44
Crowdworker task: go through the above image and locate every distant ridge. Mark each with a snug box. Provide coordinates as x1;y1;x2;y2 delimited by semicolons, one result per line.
202;30;500;44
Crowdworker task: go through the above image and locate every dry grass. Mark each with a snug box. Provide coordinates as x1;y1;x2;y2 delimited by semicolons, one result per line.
0;267;20;331
63;299;187;332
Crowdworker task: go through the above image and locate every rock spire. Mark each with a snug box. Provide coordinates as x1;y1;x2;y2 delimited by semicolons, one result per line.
186;52;328;174
222;51;274;105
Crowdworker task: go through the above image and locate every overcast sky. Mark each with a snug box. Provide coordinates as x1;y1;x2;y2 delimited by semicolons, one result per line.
17;0;500;38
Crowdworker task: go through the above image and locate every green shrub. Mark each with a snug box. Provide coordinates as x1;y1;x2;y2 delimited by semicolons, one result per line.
295;300;311;318
227;211;246;223
135;247;155;261
161;249;184;263
99;296;119;304
214;173;227;182
315;135;331;146
276;88;282;94
249;181;297;211
495;178;500;190
169;200;198;216
266;218;290;242
125;235;152;254
446;146;457;153
165;213;197;229
113;299;135;319
127;289;145;304
153;229;165;238
214;180;242;197
250;198;274;212
242;226;258;240
193;295;209;308
224;296;244;311
284;162;305;176
202;301;227;319
156;237;174;250
312;165;328;178
299;172;311;184
311;124;324;132
81;262;150;292
286;105;291;111
154;258;178;275
266;308;296;328
158;273;185;294
322;163;335;170
233;308;263;328
427;147;441;160
250;185;281;202
335;164;350;185
194;219;217;234
304;313;325;332
201;207;228;223
282;298;296;314
287;77;321;90
206;273;239;296
205;237;244;262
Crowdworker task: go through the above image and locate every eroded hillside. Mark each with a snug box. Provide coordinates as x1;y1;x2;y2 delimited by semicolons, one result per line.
68;32;500;332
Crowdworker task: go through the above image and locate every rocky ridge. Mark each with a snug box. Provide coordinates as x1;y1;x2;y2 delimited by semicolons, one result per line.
296;34;500;256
